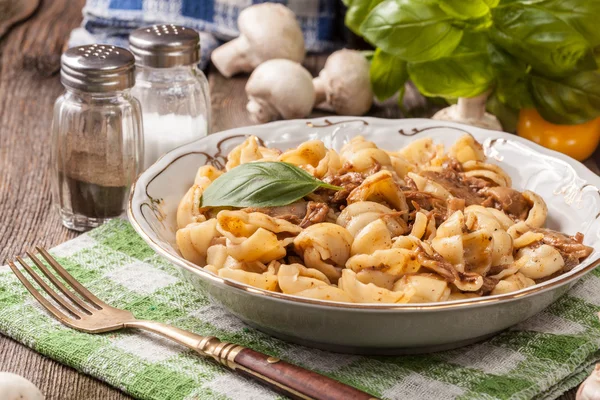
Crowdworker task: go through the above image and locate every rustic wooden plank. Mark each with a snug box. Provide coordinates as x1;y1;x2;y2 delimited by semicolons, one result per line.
0;0;39;40
0;0;131;399
0;336;128;400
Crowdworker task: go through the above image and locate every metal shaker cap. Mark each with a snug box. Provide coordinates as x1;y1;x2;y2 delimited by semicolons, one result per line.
129;25;200;68
61;45;135;92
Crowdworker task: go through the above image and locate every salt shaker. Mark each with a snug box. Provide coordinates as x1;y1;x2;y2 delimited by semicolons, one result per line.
129;25;211;170
51;45;143;231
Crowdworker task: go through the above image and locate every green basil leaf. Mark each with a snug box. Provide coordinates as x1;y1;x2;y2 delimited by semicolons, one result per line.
359;0;463;62
521;0;600;46
462;13;493;32
490;4;594;77
496;77;534;109
343;0;386;35
483;0;500;7
487;42;534;108
530;70;600;124
361;50;376;61
200;162;342;208
488;42;528;77
439;0;490;19
486;91;519;133
407;34;494;98
370;48;408;101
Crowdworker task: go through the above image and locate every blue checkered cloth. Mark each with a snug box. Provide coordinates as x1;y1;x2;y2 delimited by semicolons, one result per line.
69;0;344;69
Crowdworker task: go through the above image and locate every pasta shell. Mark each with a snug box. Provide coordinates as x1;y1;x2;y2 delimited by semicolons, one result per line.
491;272;535;295
176;219;219;266
293;285;353;303
225;136;263;170
347;170;408;214
393;274;451;303
293;223;354;282
346;248;420;277
351;219;392;255
278;140;327;168
277;263;330;294
338;270;414;303
218;268;279;291
448;134;485;163
515;244;564;279
227;228;286;263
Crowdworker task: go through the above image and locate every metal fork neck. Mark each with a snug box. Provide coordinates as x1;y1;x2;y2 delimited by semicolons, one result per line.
124;320;203;350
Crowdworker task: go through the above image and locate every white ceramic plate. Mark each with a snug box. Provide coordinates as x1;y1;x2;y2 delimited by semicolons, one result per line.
128;117;600;354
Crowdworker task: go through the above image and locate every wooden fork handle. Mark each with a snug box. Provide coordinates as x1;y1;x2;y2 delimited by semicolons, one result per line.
232;348;376;400
126;321;375;400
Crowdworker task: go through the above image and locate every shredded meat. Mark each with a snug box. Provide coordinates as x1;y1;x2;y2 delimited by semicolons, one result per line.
443;157;463;172
487;263;513;277
321;171;366;206
300;202;330;228
416;247;458;282
403;176;418;191
480;276;499;295
532;228;593;270
463;175;493;192
404;191;447;225
481;186;529;220
447;197;465;217
405;191;446;212
421;170;488;206
243;201;307;224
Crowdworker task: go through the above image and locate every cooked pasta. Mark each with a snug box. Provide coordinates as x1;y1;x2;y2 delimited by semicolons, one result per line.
175;134;594;303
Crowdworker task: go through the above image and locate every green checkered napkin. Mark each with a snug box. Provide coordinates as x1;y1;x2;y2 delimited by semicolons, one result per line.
1;219;600;400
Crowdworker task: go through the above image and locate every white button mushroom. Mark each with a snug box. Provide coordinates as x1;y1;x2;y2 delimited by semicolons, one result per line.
245;59;315;123
577;365;600;400
313;49;374;116
432;92;502;131
0;372;44;400
211;3;306;78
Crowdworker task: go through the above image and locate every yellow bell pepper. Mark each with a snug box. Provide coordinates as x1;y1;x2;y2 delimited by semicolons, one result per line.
517;109;600;161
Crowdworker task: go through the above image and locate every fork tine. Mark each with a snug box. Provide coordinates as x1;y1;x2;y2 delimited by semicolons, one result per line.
8;260;76;324
15;257;84;319
36;247;106;308
26;251;94;314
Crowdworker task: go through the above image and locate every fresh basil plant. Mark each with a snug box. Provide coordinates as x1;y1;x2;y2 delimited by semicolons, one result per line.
344;0;600;126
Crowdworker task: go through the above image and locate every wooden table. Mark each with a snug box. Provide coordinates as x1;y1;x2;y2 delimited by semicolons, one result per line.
0;1;598;399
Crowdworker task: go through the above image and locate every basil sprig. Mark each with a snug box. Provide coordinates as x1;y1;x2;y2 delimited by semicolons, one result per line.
200;162;342;208
348;0;600;126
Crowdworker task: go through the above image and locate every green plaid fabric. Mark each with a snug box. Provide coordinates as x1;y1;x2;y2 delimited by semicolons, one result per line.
1;219;599;400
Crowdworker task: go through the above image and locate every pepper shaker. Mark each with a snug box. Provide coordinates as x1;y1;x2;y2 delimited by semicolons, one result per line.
51;45;143;231
129;25;211;170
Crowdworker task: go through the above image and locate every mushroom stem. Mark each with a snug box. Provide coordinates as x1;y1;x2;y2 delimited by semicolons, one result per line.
246;98;280;124
211;36;252;78
456;93;488;120
432;91;503;131
313;76;327;106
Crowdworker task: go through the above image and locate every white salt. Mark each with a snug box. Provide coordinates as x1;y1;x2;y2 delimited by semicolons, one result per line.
141;113;208;170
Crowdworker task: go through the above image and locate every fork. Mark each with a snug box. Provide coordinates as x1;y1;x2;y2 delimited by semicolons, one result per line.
7;247;375;400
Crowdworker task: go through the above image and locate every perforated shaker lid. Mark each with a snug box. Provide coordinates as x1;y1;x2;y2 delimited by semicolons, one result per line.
60;45;136;92
129;25;200;68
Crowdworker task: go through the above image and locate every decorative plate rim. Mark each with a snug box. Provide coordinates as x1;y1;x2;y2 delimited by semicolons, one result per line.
128;117;600;311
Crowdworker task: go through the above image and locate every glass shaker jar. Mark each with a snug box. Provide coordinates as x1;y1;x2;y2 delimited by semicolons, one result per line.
129;25;211;170
51;45;143;231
